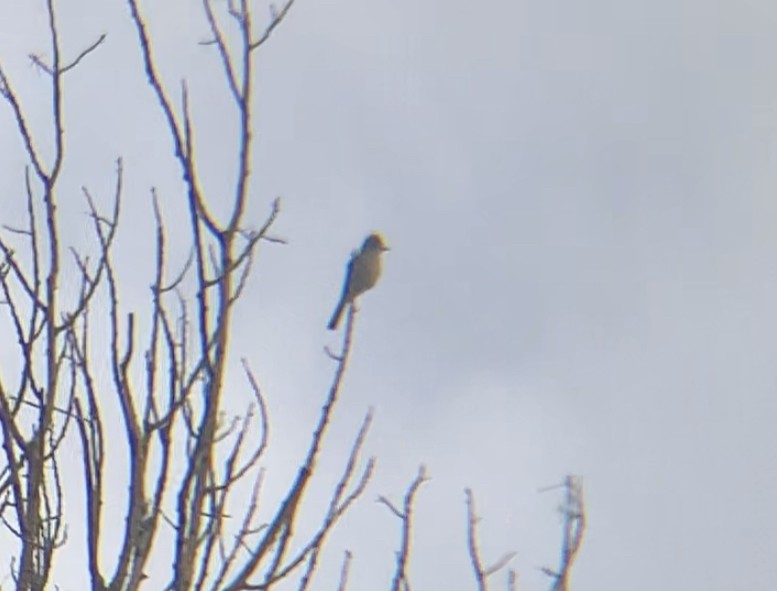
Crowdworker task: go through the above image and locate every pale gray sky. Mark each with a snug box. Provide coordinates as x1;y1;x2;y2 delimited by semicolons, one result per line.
1;0;776;590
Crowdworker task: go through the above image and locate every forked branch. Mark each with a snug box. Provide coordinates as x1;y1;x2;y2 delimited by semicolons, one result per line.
541;475;585;591
380;465;429;591
465;488;517;591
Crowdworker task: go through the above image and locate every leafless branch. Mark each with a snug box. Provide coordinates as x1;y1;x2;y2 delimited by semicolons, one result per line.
542;475;585;591
62;33;107;73
507;569;518;591
250;0;296;49
466;489;516;591
382;465;428;591
336;550;352;591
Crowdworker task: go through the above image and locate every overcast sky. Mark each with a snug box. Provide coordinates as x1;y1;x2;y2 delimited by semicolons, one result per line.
1;0;777;590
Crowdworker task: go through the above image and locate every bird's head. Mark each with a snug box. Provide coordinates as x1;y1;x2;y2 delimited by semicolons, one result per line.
363;233;390;252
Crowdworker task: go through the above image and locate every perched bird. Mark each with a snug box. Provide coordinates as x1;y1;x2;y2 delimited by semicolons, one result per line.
328;233;390;330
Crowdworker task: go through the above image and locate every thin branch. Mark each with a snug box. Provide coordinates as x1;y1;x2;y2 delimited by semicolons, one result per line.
61;33;107;73
201;0;241;102
466;489;516;591
336;550;352;591
266;412;375;591
507;570;518;591
384;465;428;591
542;476;585;591
250;0;296;49
223;307;359;591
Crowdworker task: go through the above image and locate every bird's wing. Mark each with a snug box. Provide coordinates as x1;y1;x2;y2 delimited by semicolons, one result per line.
342;253;357;299
327;255;356;330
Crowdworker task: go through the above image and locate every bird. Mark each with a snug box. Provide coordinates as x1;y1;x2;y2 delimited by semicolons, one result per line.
328;233;390;330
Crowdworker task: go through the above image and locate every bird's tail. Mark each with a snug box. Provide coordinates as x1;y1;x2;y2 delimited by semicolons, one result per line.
327;297;347;330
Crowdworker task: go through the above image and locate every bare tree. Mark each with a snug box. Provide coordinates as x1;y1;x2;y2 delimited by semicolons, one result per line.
0;1;371;589
0;2;585;591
